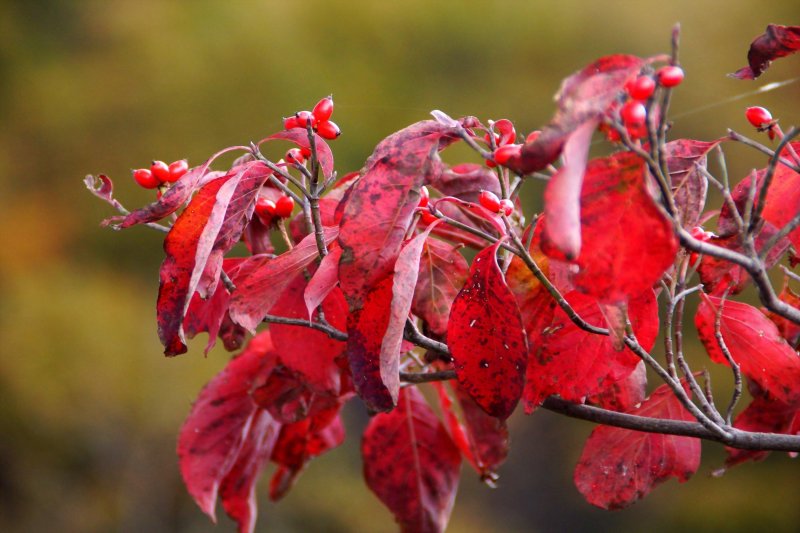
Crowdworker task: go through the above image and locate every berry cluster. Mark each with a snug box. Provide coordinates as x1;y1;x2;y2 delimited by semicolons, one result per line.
254;194;295;226
479;190;514;216
132;159;189;189
485;119;522;168
283;96;341;140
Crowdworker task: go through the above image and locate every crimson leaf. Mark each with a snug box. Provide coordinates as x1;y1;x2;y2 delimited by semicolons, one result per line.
574;381;701;510
362;387;461;533
730;24;800;80
665;139;721;227
411;237;469;336
447;241;528;419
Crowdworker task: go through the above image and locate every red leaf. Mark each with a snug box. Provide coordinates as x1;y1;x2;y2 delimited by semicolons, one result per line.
542;119;598;259
574;381;701;510
447;242;528;419
268;272;348;395
362;387;461;533
260;129;335;179
346;275;395;412
218;410;281;533
524;290;658;410
177;332;278;524
665;139;721;227
543;151;679;303
764;278;800;348
229;226;339;332
730;24;800;80
380;223;442;404
516;54;644;174
303;242;343;321
586;361;648;412
435;382;509;480
695;295;800;405
339;121;459;410
412;237;469;336
269;406;345;501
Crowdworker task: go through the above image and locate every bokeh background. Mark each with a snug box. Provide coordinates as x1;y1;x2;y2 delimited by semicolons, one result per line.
2;1;800;532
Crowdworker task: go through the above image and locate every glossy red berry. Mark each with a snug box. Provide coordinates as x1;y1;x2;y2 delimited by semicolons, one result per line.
621;100;647;127
657;65;684;88
499;198;514;216
254;197;277;225
316;120;341;140
420;210;438;225
525;130;541;143
493;119;516;146
274;195;295;218
286;148;306;164
625;75;656;101
295;110;314;129
312;96;334;123
167;159;189;182
745;106;773;129
132;168;160;189
478;190;502;213
283;116;301;129
418;185;430;208
150;160;171;183
493;144;522;166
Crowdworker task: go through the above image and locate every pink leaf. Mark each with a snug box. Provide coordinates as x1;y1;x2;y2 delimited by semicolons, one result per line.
303;243;343;321
447;241;528;419
665;139;721;227
362;387;461;533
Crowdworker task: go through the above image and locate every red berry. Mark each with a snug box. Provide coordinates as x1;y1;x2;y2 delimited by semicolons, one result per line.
295;110;314;129
274;195;295;218
745;106;773;129
485;158;497;168
316;120;341;140
493;144;522;166
418;185;429;208
150;160;171;183
478;190;502;213
132;168;160;189
525;130;541;143
312;96;334;123
420;210;438;225
493;119;516;146
286;148;305;164
255;197;277;218
283;116;300;129
167;159;189;182
300;146;312;158
621;100;647;127
657;65;684;88
625;75;656;101
499;198;514;216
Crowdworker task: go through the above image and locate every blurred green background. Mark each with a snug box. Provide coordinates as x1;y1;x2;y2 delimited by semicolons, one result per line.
2;1;800;532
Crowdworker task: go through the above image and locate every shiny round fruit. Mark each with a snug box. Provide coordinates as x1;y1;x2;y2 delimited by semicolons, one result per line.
525;130;541;143
295;110;314;128
133;168;160;189
274;195;295;218
283;116;300;129
499;198;514;216
286;148;306;164
745;106;773;128
418;185;429;208
621;100;647;127
167;159;189;182
478;190;502;213
625;75;656;101
493;144;522;166
493;119;516;146
316;120;341;140
150;160;171;183
312;96;334;123
657;65;684;88
420;210;438;225
254;197;277;225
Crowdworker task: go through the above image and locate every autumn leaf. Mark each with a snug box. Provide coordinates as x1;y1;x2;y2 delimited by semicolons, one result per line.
764;277;800;348
362;387;461;533
177;332;279;530
524;289;658;410
574;381;701;510
695;294;800;405
228;226;339;332
412;236;469;337
448;241;528;419
303;242;343;321
586;361;648;413
730;24;800;79
665;139;721;227
429;163;501;203
542;151;679;303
